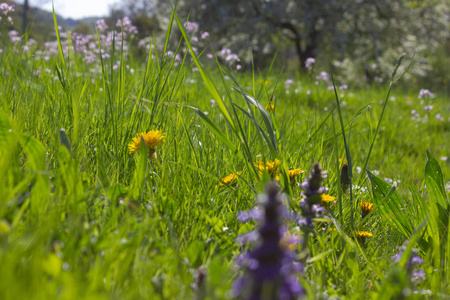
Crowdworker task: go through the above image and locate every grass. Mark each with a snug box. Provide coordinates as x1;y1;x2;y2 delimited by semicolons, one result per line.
0;14;449;300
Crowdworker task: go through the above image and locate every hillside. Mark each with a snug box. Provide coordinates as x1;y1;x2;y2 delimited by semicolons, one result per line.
9;1;100;42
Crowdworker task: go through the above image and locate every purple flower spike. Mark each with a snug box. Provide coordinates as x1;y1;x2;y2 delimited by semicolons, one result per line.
412;270;425;279
410;256;423;265
233;183;304;300
237;208;263;223
299;164;326;228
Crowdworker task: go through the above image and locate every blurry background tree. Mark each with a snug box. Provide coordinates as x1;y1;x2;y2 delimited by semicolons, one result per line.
3;0;449;86
72;21;95;35
155;0;449;82
111;0;160;40
21;0;51;33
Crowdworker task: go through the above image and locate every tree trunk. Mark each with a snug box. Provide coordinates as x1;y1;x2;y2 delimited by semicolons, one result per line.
22;0;29;34
280;22;304;69
294;36;304;69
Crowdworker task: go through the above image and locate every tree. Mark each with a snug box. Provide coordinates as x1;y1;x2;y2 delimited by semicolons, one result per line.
109;0;160;40
22;0;28;34
73;22;95;35
157;0;448;76
22;0;51;34
120;0;157;17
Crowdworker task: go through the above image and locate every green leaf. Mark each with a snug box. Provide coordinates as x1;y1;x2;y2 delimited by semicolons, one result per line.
391;54;406;79
59;128;72;153
232;87;278;155
367;170;415;238
409;185;428;228
107;183;128;203
130;136;148;201
307;249;333;264
20;134;47;172
425;150;448;209
172;9;235;132
183;105;243;160
19;133;50;215
229;100;276;157
0;111;15;148
52;5;66;70
424;151;447;284
184;241;204;267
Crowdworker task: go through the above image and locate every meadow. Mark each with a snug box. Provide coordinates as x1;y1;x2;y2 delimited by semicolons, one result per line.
0;8;449;300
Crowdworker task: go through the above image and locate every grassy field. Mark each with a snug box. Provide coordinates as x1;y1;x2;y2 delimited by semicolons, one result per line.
0;13;449;300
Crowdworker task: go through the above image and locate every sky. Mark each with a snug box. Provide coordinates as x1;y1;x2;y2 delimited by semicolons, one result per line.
40;0;119;19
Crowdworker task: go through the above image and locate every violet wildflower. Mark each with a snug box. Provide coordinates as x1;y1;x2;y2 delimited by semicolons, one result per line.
418;89;434;99
422;105;433;111
116;17;138;35
96;19;108;32
233;183;304;300
298;164;326;228
285;79;294;89
391;244;426;285
220;48;232;56
184;21;199;33
0;3;14;24
316;71;330;82
339;84;348;91
305;57;315;71
226;53;240;63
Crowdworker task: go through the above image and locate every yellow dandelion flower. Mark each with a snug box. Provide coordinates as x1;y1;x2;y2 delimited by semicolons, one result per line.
217;171;242;187
360;201;374;219
274;168;303;181
354;231;373;239
321;194;336;204
259;79;271;85
255;159;282;175
288;168;303;179
128;130;165;154
265;104;275;112
338;158;348;165
360;201;374;213
352;230;373;245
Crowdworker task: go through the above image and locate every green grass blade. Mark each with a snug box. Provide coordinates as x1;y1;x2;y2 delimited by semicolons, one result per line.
52;5;66;70
329;66;354;229
425;150;448;208
367;170;415;238
231;86;278;155
182;105;243;160
172;8;235;132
